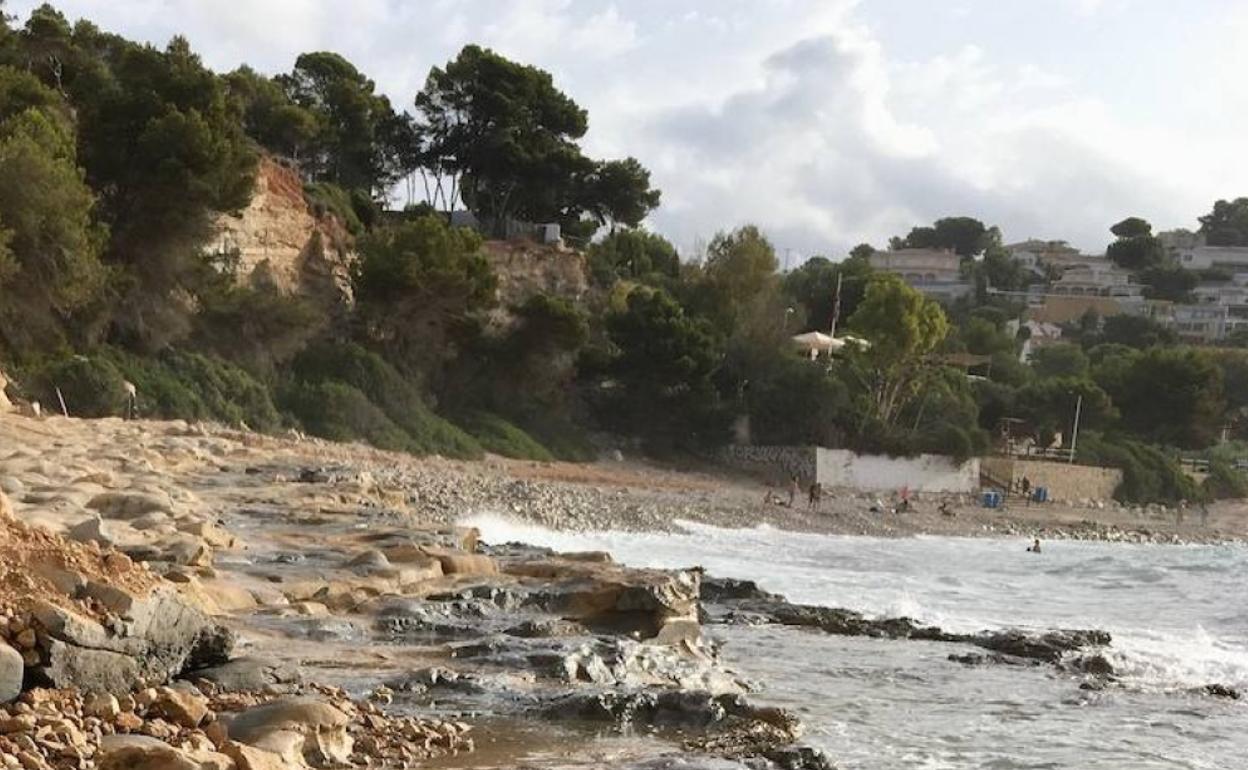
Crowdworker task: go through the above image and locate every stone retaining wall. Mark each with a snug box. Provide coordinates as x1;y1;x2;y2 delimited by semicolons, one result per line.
981;457;1122;502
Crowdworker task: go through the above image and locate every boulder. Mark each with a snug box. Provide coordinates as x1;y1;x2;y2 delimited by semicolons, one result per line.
972;629;1112;663
131;512;172;531
0;489;12;521
39;639;141;694
30;562;87;598
30;587;233;692
1202;683;1241;699
418;546;498;576
177;577;259;615
98;734;234;770
0;369;10;413
222;740;300;770
511;560;701;639
66;515;115;547
0;642;22;703
83;692;122;720
161;536;215;567
226;697;352;766
87;491;174;519
178;519;236;548
187;656;304;693
700;577;782;603
344;549;390;571
151;686;210;728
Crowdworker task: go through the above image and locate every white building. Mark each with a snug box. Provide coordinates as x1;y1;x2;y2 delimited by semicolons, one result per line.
1005;239;1086;274
1175;245;1248;274
1191;283;1248;339
868;248;972;301
1048;262;1143;298
1171;303;1231;344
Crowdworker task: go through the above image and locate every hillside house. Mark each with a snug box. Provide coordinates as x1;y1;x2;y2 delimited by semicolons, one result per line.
868;248;972;301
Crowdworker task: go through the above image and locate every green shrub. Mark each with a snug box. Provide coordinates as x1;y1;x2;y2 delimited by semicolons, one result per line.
32;355;127;418
515;413;597;462
101;348;283;432
290;342;482;459
1204;460;1248;500
305;182;364;235
455;411;554;461
1076;432;1201;504
280;381;412;451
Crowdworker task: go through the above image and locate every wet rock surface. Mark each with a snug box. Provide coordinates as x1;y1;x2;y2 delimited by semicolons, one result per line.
701;577;1113;667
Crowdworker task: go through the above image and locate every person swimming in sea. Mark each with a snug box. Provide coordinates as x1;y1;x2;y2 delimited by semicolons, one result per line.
1026;538;1042;553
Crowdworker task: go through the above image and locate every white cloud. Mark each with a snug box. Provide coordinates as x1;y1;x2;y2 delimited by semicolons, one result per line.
4;0;1243;258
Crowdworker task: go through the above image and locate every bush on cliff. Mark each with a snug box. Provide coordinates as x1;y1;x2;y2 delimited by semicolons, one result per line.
453;410;554;461
31;356;128;418
102;349;284;432
304;182;365;235
290;342;482;459
515;414;597;462
280;380;412;451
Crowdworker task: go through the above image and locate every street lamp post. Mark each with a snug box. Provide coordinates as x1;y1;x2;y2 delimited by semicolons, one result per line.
1069;394;1083;464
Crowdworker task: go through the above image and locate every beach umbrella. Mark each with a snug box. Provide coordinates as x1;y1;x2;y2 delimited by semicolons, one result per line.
792;331;836;351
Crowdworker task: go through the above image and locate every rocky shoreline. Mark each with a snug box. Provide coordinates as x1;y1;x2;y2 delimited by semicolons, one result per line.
0;414;1241;769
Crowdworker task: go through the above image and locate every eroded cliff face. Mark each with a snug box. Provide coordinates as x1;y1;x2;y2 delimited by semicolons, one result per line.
207;157;355;305
482;240;590;324
208;158;593;319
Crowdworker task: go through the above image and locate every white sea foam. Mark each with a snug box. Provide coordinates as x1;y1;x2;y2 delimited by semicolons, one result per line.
463;511;1248;692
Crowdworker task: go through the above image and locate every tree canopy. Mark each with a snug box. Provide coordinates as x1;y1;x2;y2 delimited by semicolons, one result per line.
415;45;660;237
894;217;992;256
1198;198;1248;246
1106;216;1165;270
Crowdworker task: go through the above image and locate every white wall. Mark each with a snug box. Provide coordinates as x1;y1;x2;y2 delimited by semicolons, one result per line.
815;449;979;493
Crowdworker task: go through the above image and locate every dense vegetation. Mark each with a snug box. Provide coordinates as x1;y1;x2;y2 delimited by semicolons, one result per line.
0;4;1244;503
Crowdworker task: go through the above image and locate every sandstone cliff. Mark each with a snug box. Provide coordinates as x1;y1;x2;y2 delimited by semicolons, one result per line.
208;158;593;320
482;239;590;325
206;157;355;305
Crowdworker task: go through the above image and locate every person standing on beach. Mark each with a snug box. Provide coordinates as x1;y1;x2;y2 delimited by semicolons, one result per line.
788;475;799;507
808;481;823;511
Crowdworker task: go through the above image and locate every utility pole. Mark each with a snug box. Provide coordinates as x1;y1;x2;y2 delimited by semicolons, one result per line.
1069;394;1083;464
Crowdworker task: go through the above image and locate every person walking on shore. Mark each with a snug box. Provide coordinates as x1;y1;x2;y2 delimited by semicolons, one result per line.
788;475;799;507
808;481;823;511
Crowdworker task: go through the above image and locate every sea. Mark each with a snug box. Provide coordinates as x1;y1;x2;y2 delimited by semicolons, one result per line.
463;514;1248;770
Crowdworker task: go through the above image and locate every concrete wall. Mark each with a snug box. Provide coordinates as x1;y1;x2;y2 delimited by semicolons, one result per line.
815;449;979;493
723;445;983;493
720;445;818;483
981;457;1122;502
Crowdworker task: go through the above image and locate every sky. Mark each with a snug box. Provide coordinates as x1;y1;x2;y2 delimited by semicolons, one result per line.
9;0;1247;263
